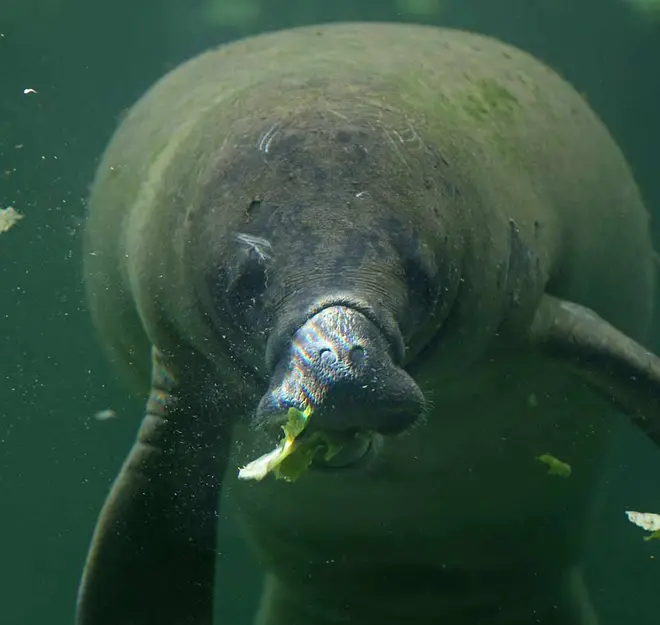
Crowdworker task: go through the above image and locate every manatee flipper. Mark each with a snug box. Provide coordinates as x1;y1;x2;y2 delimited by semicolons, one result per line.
76;348;231;625
527;294;660;447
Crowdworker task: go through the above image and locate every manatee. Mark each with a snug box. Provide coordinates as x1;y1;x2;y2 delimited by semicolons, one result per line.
78;21;660;625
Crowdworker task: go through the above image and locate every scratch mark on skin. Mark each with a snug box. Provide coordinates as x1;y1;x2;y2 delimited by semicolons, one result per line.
417;78;432;93
398;123;424;151
390;128;405;143
326;108;349;121
380;125;410;171
236;232;273;263
258;122;282;154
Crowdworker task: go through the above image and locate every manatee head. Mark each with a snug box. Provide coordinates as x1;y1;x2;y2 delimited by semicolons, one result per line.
193;105;470;454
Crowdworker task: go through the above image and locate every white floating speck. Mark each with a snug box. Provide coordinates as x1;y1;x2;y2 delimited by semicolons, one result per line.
93;408;118;421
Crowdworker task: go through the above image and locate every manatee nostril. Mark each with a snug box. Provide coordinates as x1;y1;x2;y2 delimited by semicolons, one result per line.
348;345;365;366
319;347;337;365
258;306;424;435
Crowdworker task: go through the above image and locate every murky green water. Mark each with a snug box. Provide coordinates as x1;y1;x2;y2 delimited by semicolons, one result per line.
1;1;659;623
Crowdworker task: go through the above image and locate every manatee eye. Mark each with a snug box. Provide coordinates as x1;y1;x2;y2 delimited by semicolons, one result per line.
226;261;270;333
402;258;440;323
222;233;273;334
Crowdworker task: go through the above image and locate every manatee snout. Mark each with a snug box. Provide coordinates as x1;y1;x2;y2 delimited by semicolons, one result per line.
257;306;425;435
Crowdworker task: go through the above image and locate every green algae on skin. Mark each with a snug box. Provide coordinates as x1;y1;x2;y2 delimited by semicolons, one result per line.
392;73;518;122
461;78;519;121
388;71;524;165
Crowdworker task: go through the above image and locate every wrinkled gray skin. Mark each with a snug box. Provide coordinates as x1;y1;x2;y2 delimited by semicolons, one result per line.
79;22;660;625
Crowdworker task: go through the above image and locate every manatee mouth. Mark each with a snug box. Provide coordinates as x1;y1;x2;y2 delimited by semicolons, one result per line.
256;305;425;438
311;431;381;472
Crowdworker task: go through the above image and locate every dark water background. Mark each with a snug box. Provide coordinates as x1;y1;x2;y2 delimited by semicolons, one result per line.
1;0;659;623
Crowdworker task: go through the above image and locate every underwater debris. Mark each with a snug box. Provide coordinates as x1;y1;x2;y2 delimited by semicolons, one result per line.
238;406;343;483
93;408;118;421
0;206;23;233
625;511;660;541
536;453;572;478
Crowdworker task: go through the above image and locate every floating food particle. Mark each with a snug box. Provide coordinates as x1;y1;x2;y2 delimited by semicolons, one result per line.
626;511;660;541
0;206;24;233
536;453;571;478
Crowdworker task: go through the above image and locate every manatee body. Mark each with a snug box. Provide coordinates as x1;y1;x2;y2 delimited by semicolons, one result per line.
79;22;660;625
